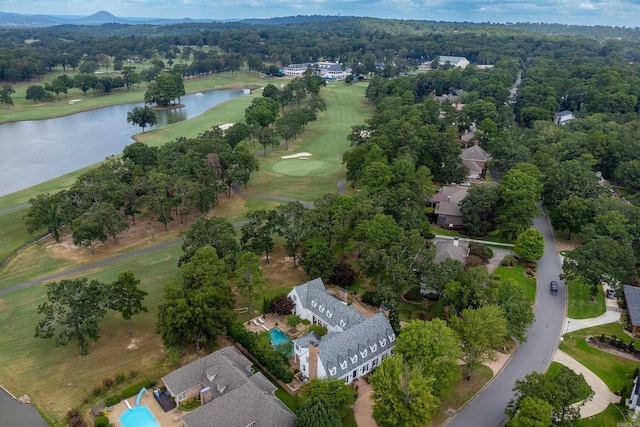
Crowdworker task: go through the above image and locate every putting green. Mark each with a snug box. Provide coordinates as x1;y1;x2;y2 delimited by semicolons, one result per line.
270;159;338;177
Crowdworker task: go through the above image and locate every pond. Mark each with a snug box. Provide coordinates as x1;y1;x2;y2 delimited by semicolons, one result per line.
0;88;250;197
0;388;48;427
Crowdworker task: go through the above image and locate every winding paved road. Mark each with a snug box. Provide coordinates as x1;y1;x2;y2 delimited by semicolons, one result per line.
443;209;566;427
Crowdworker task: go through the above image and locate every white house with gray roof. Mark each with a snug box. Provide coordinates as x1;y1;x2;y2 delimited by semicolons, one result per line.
161;346;295;427
289;278;395;384
284;61;351;80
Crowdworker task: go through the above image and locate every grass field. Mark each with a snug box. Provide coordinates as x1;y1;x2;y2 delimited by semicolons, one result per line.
567;279;606;319
0;75;371;424
491;264;537;303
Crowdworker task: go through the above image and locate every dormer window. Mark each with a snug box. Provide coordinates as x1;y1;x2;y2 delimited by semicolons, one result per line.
329;367;337;376
389;333;396;342
326;310;333;318
380;339;387;347
217;384;227;394
339;319;346;327
350;354;358;364
360;349;367;358
340;360;347;369
319;304;325;313
370;344;377;352
311;299;318;308
207;373;217;382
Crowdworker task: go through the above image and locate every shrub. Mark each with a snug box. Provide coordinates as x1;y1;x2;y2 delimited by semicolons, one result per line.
469;242;491;263
301;319;310;325
307;325;328;337
286;314;301;327
270;294;295;316
94;415;109;427
501;255;517;267
329;262;356;288
106;394;121;407
115;372;126;384
102;378;114;388
67;408;87;427
92;386;103;397
128;370;138;379
464;255;484;270
121;379;152;399
179;397;201;411
361;291;378;306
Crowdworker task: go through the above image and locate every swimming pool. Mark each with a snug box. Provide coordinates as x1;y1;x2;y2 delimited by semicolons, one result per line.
119;405;160;427
269;327;293;354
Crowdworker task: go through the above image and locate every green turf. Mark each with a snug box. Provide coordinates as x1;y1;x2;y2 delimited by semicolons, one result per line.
567;279;606;319
578;404;626;427
491;264;537;303
560;322;640;392
270;159;337;177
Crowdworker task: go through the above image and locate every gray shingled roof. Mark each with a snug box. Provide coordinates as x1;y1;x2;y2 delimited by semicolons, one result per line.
292;278;365;330
182;378;295;427
461;144;491;162
434;240;469;264
318;313;395;380
434;201;463;217
625;285;640;327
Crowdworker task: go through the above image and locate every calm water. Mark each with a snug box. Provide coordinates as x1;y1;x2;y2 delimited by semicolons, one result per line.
0;389;48;427
0;88;249;197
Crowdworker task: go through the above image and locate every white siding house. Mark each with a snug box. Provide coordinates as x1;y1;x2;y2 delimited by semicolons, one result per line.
289;278;395;384
284;62;351;80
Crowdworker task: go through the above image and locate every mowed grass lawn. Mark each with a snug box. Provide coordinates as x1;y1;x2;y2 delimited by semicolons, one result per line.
243;82;370;201
567;279;606;319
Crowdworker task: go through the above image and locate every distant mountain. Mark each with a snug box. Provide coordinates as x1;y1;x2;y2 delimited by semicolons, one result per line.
0;10;219;28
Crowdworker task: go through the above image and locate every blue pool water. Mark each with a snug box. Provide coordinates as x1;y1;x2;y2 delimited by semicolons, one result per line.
269;327;293;354
119;405;160;427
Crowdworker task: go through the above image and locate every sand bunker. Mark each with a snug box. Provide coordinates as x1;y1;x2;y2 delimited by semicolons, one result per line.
281;152;313;159
218;123;235;131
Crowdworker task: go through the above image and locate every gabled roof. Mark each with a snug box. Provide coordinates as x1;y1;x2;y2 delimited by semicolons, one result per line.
555;110;574;117
461;144;491;162
462;159;483;174
162;346;252;399
291;278;365;330
317;313;395;379
439;56;468;64
434;201;463;217
182;375;295;427
434;240;469;264
625;285;640;327
430;185;469;204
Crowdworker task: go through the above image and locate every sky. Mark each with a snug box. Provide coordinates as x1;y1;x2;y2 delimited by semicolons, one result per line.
1;0;640;27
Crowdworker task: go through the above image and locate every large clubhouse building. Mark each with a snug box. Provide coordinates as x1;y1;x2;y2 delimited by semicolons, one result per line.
283;61;352;80
288;278;395;384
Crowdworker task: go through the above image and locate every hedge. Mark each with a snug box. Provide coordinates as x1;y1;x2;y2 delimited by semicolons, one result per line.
94;415;109;427
121;379;152;399
105;394;121;407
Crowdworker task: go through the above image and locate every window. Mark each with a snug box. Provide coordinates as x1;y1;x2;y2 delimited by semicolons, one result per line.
370;344;377;352
340;360;348;369
329;367;337;376
319;304;325;313
311;299;318;308
350;354;358;364
339;319;347;327
380;338;387;347
389;333;396;342
360;349;367;358
326;310;333;318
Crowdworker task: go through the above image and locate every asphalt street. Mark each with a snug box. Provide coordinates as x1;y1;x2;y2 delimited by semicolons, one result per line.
443;211;566;427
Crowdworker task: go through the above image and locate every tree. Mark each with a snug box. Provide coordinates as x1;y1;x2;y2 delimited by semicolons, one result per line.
394;319;461;397
179;216;238;266
127;106;158;133
421;258;463;300
24;191;69;242
274;202;307;267
563;236;637;297
509;396;554;427
491;279;535;343
73;73;98;95
108;270;148;338
506;366;593;425
34;278;108;356
460;184;501;237
370;354;439;427
549;196;593;240
270;294;295;316
450;305;508;379
156;246;235;350
296;397;341;427
301;238;335;279
0;84;15;108
236;251;264;315
542;160;604;207
241;209;277;263
245;97;279;128
497;168;542;241
356;213;403;287
514;228;544;262
299;378;357;419
144;72;185;106
25;84;46;103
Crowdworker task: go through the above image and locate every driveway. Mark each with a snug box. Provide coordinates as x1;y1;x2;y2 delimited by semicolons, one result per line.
443;211;566;427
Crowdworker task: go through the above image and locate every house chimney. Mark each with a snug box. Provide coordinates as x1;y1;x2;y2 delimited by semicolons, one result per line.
380;305;390;320
453;237;459;247
447;196;451;202
308;342;319;380
338;288;348;302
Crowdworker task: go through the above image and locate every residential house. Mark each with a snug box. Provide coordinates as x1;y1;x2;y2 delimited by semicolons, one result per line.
624;285;640;337
284;62;351;80
161;346;295;427
460;143;491;180
288;278;396;384
421;237;469;296
431;185;469;229
438;56;470;69
554;110;574;125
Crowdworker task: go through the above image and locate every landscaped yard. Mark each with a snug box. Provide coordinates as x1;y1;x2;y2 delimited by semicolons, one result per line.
567;279;606;319
492;264;537;303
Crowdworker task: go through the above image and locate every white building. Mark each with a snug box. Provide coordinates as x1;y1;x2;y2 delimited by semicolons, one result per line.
288;278;395;384
438;56;470;69
554;110;574;125
283;62;351;80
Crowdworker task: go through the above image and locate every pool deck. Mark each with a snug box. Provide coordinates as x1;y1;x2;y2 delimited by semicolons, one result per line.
108;392;183;427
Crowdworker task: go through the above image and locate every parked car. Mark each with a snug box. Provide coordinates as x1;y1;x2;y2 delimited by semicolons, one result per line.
606;288;616;299
550;281;558;295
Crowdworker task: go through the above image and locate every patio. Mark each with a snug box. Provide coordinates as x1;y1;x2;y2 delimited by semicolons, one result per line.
107;391;184;427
